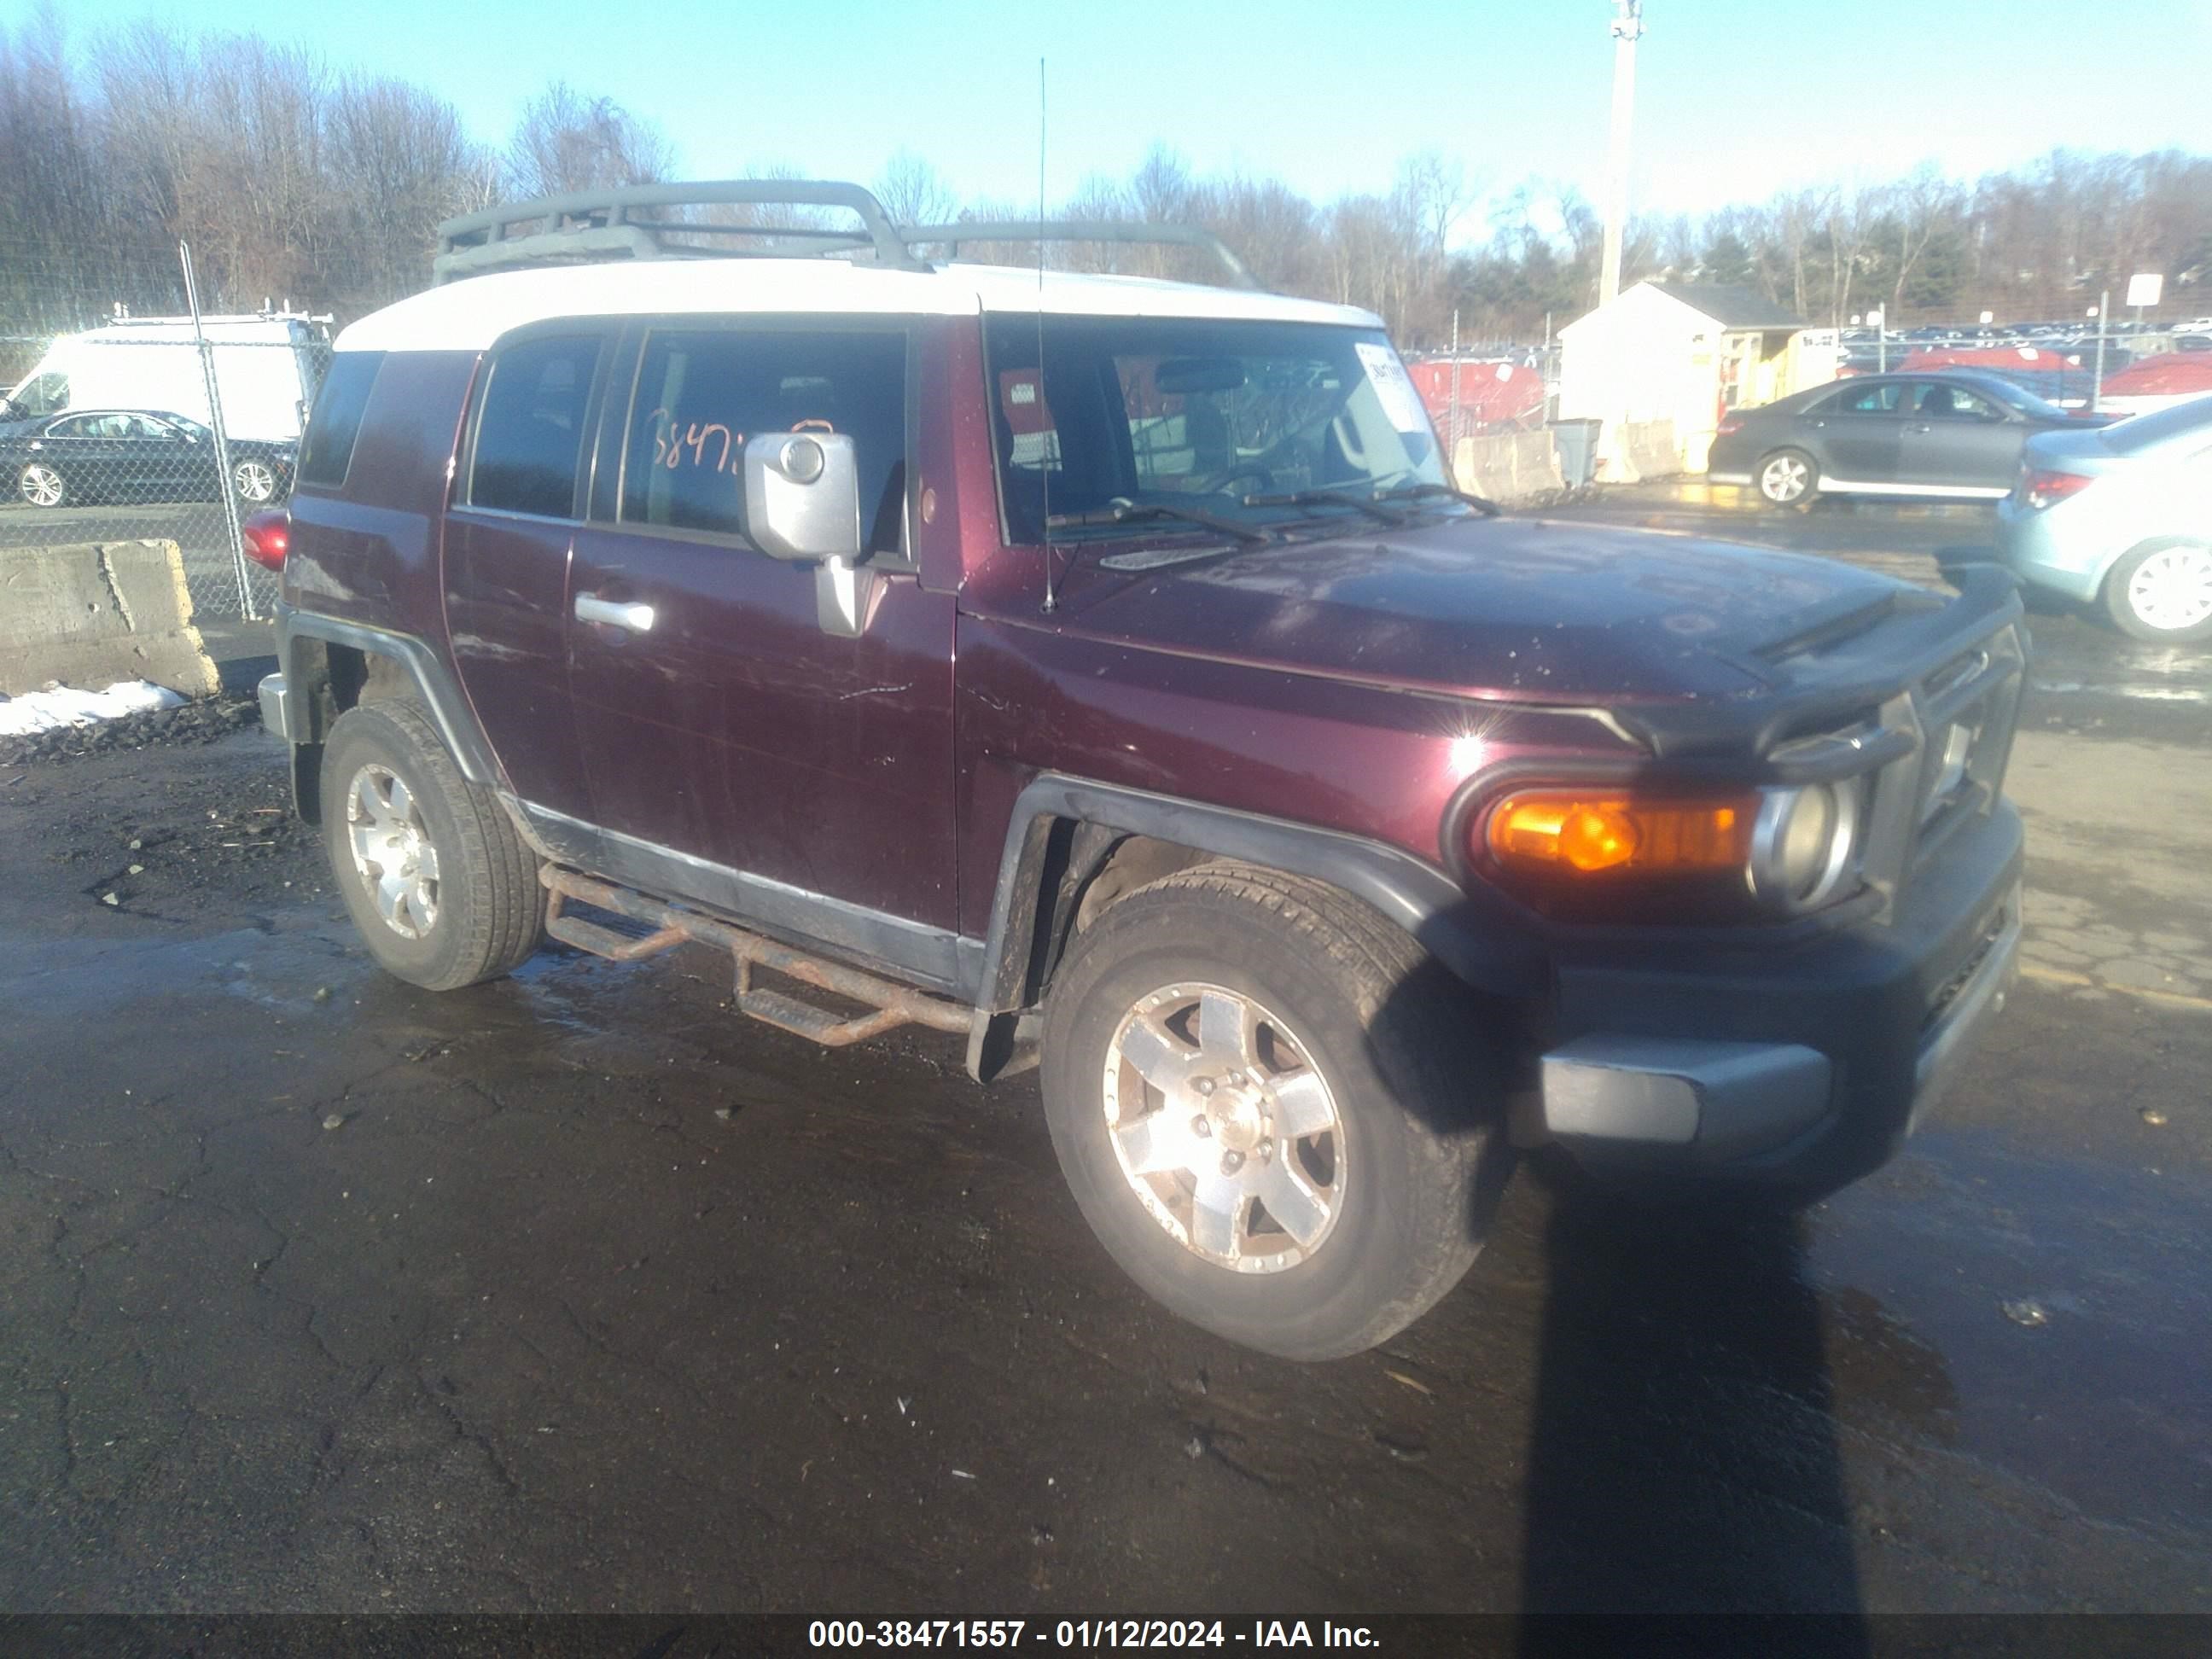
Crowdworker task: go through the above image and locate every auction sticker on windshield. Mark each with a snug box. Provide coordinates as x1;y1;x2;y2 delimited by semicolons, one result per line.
1355;341;1431;434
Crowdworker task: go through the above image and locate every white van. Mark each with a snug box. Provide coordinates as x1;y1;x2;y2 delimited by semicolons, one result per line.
3;312;331;443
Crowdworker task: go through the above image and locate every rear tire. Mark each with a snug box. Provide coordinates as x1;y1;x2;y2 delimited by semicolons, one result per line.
1755;448;1818;507
1039;864;1510;1360
17;463;66;508
322;699;544;990
2102;540;2212;643
231;458;278;504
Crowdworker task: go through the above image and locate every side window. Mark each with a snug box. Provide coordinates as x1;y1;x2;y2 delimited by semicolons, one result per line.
16;372;67;415
1912;382;2001;421
43;415;92;438
298;351;384;490
469;336;601;518
620;328;906;554
1829;381;1905;416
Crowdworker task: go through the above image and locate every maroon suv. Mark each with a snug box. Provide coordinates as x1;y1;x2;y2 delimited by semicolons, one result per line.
254;182;2023;1359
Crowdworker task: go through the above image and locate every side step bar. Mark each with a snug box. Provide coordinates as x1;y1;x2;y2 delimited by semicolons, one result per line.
540;867;971;1048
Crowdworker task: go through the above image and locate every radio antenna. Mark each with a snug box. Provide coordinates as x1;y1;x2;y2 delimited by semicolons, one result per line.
1036;56;1058;614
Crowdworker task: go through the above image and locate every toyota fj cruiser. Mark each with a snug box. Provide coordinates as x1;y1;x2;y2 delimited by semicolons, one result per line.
253;182;2024;1359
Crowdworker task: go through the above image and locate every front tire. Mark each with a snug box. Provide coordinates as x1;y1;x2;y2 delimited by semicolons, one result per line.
1039;864;1509;1360
1756;448;1818;507
321;700;544;990
2103;540;2212;643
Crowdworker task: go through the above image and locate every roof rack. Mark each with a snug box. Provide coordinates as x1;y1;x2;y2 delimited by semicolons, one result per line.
433;181;928;284
903;221;1262;291
431;180;1265;294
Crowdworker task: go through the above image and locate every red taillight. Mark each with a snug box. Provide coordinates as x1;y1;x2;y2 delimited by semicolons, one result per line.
242;508;289;572
2022;469;2094;511
1716;416;1745;436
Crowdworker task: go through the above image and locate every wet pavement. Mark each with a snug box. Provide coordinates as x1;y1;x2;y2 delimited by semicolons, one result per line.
2;492;2209;1615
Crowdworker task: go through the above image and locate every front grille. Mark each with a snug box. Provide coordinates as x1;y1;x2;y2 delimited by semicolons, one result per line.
1903;627;2024;874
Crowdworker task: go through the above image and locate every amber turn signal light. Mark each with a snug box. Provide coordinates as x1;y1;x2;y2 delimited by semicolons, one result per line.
1485;790;1757;876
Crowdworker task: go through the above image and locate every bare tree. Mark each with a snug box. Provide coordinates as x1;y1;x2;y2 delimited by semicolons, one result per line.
504;81;672;199
1882;163;1958;314
328;75;496;311
1821;184;1875;325
872;148;958;230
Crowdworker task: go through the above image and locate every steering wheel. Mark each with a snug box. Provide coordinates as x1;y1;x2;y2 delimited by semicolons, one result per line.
1192;463;1273;496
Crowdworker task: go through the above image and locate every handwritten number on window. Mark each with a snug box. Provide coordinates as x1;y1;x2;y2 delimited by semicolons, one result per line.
648;409;742;473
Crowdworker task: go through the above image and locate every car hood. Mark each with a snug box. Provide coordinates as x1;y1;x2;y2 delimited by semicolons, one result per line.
1039;515;1925;703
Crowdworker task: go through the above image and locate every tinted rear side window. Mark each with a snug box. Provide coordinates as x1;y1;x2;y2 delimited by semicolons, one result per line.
297;351;383;489
469;335;602;518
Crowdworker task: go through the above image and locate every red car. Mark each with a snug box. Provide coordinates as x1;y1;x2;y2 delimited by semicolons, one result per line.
255;182;2024;1359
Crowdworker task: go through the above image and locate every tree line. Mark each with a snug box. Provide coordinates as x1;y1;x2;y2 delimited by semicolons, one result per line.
3;15;2208;364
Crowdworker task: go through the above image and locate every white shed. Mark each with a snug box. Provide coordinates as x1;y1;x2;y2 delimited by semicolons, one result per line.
1557;282;1830;476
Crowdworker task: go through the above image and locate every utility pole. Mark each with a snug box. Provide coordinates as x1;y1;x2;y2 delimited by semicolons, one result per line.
1598;0;1645;308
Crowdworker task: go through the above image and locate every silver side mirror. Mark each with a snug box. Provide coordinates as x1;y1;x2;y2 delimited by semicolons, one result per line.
744;432;864;563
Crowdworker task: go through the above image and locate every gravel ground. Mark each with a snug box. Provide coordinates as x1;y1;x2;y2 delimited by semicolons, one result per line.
3;701;328;917
0;692;264;770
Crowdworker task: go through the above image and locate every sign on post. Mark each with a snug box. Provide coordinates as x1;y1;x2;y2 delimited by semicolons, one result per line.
2125;273;2163;310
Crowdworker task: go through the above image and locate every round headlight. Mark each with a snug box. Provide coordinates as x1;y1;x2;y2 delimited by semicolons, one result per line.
1755;783;1854;908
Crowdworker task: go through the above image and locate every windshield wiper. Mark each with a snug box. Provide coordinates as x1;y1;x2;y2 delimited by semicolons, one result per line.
1241;488;1406;526
1045;499;1272;546
1374;480;1505;517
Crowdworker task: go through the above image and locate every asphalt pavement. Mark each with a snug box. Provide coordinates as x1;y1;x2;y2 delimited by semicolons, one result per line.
1;487;2207;1617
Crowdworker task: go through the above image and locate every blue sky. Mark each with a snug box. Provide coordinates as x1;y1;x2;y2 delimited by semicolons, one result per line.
15;0;2212;230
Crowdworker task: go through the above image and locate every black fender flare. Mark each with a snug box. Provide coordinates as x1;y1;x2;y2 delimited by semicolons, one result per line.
276;605;500;786
965;772;1542;1079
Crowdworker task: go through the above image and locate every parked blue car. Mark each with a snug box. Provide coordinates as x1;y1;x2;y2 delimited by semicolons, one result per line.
1994;396;2212;642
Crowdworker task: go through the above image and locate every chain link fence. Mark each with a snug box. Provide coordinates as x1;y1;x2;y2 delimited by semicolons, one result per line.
2;241;332;621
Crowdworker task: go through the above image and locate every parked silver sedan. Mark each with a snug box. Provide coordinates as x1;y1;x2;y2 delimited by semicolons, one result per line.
1994;395;2212;641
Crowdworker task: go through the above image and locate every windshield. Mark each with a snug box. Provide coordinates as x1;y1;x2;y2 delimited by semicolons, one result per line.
982;315;1447;544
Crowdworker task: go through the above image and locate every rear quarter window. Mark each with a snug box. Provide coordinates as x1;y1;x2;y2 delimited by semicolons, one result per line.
468;335;603;519
297;351;384;490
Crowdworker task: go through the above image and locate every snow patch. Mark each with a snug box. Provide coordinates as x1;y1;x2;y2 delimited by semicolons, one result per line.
0;680;186;736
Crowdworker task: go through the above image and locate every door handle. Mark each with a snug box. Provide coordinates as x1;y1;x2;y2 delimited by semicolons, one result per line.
575;592;655;632
1907;423;1931;434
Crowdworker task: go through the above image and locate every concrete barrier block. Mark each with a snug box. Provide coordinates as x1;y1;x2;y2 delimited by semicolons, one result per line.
0;539;221;698
1455;431;1566;502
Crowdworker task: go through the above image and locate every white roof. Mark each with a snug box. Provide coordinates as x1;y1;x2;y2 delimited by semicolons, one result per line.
334;259;1379;352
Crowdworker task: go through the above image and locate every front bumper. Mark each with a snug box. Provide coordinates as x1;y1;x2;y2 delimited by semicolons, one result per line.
1534;801;2024;1196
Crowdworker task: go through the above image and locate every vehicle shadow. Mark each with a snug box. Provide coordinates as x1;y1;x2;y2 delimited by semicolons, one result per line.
1511;1161;1870;1643
1367;953;1876;1637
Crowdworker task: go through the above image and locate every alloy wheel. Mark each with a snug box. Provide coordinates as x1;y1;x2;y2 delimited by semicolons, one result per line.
345;764;441;939
1100;981;1347;1273
19;464;63;507
233;459;276;503
1760;453;1810;504
2126;545;2212;633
